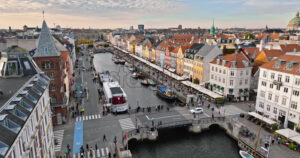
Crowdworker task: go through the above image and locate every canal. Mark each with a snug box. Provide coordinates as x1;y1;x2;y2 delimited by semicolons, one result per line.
93;53;240;158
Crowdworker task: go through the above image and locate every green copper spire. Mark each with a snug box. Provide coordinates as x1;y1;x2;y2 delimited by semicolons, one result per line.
210;19;215;35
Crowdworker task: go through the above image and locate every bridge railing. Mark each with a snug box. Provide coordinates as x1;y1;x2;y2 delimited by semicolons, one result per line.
156;119;193;129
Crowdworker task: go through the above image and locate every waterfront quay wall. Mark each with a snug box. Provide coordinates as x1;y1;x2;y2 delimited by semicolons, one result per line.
120;117;266;158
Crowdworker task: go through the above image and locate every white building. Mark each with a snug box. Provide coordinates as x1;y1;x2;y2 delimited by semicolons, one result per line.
0;47;54;158
256;52;300;130
209;51;252;101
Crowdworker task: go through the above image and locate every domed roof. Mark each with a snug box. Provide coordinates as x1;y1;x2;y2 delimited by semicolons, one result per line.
288;11;300;27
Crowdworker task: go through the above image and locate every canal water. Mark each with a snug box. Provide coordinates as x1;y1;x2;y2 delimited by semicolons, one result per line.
93;53;240;158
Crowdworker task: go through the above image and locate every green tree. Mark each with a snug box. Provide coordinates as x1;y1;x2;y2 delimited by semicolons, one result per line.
244;32;255;39
87;44;94;49
193;78;200;84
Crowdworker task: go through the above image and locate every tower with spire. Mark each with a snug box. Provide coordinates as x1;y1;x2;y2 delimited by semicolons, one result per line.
210;19;215;35
33;20;67;125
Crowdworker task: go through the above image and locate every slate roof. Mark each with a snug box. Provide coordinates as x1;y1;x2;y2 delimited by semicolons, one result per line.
33;20;60;57
196;45;216;57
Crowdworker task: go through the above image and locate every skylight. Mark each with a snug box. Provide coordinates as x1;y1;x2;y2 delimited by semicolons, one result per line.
31;87;42;96
8;108;27;121
25;94;37;104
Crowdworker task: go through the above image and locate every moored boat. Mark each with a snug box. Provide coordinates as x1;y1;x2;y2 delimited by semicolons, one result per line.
156;86;176;101
140;79;149;86
239;150;254;158
131;72;138;78
137;72;145;79
119;59;125;65
103;81;128;113
147;79;157;86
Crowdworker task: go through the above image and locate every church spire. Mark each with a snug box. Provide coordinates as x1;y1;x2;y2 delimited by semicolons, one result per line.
210;18;215;35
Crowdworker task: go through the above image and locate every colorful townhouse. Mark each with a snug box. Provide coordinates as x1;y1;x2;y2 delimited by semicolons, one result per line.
184;43;204;81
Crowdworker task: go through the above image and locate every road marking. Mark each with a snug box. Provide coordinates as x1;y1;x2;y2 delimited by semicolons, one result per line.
97;149;100;157
54;130;64;152
93;150;95;158
91;115;94;119
119;118;136;130
86;116;88;120
101;148;105;156
106;147;109;155
151;115;182;120
98;114;101;118
83;117;85;121
95;115;98;119
76;117;78;121
145;115;151;120
204;113;210;117
89;115;91;120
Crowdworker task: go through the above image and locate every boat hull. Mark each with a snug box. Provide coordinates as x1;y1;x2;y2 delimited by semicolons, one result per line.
156;89;176;102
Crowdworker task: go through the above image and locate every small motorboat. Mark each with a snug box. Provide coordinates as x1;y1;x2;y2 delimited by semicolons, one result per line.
137;72;145;79
140;79;149;86
119;59;125;65
239;150;253;158
131;73;138;79
147;79;157;86
114;59;120;64
129;67;135;72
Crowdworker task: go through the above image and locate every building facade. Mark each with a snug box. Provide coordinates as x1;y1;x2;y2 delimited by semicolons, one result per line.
210;51;252;101
255;52;300;130
0;48;54;158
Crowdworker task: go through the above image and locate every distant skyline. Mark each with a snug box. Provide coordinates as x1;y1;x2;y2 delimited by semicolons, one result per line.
0;0;299;29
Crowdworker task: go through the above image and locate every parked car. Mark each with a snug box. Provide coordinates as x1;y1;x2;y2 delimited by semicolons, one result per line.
190;107;204;114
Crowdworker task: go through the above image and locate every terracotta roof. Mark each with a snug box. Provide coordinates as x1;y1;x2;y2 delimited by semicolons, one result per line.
243;47;260;59
280;44;300;54
260;53;300;75
256;33;280;40
263;49;283;58
211;51;251;68
215;34;236;39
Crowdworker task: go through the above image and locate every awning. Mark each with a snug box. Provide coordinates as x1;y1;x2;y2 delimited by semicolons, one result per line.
244;88;248;92
229;89;233;92
275;128;300;144
221;87;224;90
217;85;220;89
239;89;243;93
213;84;216;87
248;112;276;125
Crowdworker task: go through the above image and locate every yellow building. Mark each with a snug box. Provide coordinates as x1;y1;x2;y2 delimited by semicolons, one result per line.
192;58;203;84
144;44;152;60
129;40;138;54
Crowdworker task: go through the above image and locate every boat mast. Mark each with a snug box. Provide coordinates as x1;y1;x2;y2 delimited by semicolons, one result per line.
253;115;263;158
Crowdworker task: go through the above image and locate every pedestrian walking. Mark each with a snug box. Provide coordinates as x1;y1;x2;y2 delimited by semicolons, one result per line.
108;152;111;158
271;138;275;144
86;144;89;150
95;144;98;150
277;137;281;144
103;134;106;142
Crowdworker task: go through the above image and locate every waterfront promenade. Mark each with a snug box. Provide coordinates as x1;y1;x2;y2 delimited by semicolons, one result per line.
53;48;299;158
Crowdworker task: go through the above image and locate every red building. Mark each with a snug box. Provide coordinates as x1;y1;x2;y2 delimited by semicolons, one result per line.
33;20;68;125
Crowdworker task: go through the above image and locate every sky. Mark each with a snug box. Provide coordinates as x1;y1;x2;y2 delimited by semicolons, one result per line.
0;0;299;29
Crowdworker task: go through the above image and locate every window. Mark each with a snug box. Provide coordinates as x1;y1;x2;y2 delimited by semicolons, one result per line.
293;90;299;96
211;66;214;71
223;70;226;74
284;87;288;93
31;87;42;96
240;71;243;76
259;102;264;108
278;74;282;82
219;69;221;73
18;100;33;111
261;81;267;86
50;84;56;91
267;105;270;111
51;96;57;103
245;79;248;85
269;84;273;89
7;61;18;76
230;80;233;86
276;85;280;90
216;67;218;72
230;71;234;76
0;118;21;133
25;94;37;104
268;93;272;100
23;61;31;70
273;107;277;114
0;141;9;156
275;95;279;103
263;71;267;77
271;73;275;79
285;76;290;83
246;70;249;76
291;101;298;110
222;78;225;83
41;61;54;69
239;80;242;85
295;78;300;85
49;72;54;79
260;91;265;98
282;98;287;105
211;74;214;80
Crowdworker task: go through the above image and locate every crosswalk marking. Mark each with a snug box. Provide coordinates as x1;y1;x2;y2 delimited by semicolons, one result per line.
54;130;64;152
75;114;102;122
73;147;109;158
119;118;136;131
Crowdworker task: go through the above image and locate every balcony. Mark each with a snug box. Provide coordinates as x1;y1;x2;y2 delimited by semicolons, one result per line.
273;80;282;86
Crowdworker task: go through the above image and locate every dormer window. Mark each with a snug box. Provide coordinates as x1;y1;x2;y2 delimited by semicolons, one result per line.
44;47;48;53
17;100;32;111
31;87;42;96
6;105;27;121
25;93;37;104
0;114;21;133
0;141;9;156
